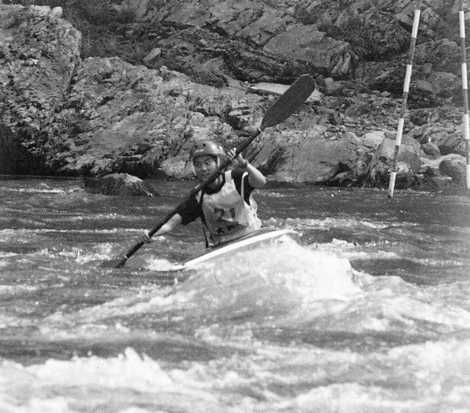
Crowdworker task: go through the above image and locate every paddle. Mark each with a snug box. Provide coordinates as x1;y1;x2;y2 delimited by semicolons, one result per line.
107;74;316;268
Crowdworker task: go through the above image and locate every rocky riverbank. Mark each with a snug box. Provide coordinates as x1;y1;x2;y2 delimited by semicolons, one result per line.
0;1;468;192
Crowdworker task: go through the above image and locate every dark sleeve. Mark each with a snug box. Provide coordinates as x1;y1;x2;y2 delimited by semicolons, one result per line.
175;194;202;225
231;169;254;204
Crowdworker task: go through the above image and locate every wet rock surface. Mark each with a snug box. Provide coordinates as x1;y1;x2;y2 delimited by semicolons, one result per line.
83;173;159;196
0;4;81;174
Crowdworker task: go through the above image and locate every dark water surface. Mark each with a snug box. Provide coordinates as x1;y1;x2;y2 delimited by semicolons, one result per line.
1;177;469;412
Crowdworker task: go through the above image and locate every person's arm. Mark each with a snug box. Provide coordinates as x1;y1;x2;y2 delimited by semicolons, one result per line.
242;159;266;188
140;194;201;243
140;213;183;243
153;213;183;236
228;148;266;188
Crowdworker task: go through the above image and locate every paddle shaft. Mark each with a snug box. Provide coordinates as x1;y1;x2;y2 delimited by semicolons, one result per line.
112;74;316;268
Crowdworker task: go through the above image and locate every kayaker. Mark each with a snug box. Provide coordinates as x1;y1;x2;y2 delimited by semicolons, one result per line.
142;139;267;247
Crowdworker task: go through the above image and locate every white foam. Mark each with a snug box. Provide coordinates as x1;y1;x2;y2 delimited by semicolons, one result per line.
284;217;397;230
3;188;66;194
0;314;29;329
146;258;184;272
278;382;431;412
54;244;116;264
175;239;358;321
309;238;401;260
0;284;37;295
1;336;470;412
309;272;470;335
0;348;235;413
42;285;194;333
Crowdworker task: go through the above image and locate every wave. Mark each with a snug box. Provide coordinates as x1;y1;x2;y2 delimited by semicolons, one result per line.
172;238;358;322
0;185;73;194
38;238;356;334
267;217;418;231
299;270;470;336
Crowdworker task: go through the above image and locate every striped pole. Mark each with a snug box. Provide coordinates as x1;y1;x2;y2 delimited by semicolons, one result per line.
388;3;421;198
459;0;470;190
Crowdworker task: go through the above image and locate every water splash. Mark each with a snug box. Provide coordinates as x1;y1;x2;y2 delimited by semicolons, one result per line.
2;337;469;413
174;239;358;322
0;348;237;413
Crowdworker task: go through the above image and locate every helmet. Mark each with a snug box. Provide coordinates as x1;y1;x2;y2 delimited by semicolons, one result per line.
191;140;225;161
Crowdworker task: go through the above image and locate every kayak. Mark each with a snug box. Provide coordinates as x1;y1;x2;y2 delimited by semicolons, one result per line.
183;227;297;270
147;228;298;280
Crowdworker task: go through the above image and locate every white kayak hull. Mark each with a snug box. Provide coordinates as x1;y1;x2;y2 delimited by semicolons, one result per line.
182;227;297;270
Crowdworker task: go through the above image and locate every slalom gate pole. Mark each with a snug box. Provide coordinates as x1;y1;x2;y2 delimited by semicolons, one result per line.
388;2;421;198
459;0;470;190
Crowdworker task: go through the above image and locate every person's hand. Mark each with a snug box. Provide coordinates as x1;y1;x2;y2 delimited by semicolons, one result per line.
241;125;261;137
227;148;248;170
234;125;261;137
138;231;152;244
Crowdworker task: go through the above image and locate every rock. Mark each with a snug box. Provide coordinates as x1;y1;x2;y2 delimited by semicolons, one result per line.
434;129;466;156
427;175;454;190
415;39;460;73
83;173;159;196
357;60;406;95
159;156;192;179
428;71;459;98
323;77;344;96
421;142;441;159
29;5;63;18
51;7;63;18
1;1;468;193
26;0;467;101
394;1;444;37
47;56;260;177
114;0;149;19
295;1;411;58
368;135;422;187
143;47;161;64
409;109;431;126
415;79;434;95
29;5;52;16
362;131;385;149
263;25;356;77
439;154;466;184
248;81;321;102
419;156;440;176
0;4;81;174
226;104;253;130
191;56;229;87
253;127;363;184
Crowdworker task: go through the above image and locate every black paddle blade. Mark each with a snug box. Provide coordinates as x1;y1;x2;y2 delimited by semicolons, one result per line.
260;74;316;130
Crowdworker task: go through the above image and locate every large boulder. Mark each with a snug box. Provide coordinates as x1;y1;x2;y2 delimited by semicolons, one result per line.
263;25;356;77
421;142;441;159
83;173;159;196
0;4;81;174
419;152;467;190
368;134;423;187
439;153;467;185
251;125;363;184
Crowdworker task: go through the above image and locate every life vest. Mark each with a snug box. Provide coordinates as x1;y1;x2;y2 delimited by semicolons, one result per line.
197;171;261;246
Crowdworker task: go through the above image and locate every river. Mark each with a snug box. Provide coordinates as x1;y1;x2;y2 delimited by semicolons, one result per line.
0;176;469;412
